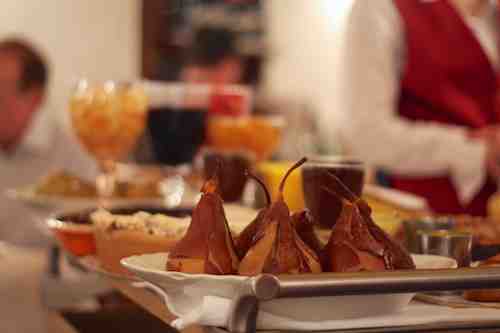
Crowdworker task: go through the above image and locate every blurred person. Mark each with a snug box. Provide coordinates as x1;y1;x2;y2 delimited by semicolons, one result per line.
338;0;500;215
0;38;97;333
138;27;247;164
180;26;244;85
0;38;96;245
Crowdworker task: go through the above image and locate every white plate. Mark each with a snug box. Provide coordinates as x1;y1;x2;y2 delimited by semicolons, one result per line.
5;186;172;210
364;185;429;211
121;253;457;321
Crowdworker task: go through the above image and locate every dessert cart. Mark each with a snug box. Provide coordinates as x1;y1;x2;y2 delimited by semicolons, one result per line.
48;249;500;333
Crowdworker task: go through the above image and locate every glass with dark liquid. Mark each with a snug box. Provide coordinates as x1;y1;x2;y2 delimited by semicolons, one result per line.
148;107;206;165
146;83;209;166
302;157;365;228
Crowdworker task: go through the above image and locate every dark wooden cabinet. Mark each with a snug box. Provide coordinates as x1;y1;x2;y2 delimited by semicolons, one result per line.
141;0;264;84
141;0;181;80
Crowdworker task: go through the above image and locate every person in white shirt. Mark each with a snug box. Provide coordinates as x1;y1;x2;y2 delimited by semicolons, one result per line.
338;0;500;215
0;38;96;246
0;38;97;333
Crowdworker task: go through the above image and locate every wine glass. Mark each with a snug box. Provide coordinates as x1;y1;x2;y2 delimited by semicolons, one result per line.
69;80;148;199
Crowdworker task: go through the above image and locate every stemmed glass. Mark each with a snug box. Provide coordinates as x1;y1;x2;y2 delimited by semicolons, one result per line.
69;80;148;199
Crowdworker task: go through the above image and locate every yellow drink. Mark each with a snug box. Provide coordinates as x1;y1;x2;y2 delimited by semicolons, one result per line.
256;161;305;212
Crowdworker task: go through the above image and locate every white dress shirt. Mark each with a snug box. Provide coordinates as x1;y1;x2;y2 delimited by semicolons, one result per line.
338;0;498;204
0;105;97;246
0;105;100;333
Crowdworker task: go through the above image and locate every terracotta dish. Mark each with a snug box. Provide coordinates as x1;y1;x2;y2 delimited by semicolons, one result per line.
47;211;96;257
91;206;192;276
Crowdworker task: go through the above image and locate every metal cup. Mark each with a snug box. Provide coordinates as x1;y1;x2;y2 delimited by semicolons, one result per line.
402;217;455;253
417;230;473;268
417;230;472;296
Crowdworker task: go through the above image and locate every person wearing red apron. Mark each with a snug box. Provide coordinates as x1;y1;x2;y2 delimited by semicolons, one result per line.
340;0;500;215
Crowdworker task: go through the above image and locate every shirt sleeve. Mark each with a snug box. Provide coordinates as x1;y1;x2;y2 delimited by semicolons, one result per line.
338;0;487;204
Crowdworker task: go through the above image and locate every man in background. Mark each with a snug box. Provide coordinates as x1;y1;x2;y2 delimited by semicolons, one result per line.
0;38;97;332
0;39;47;152
0;38;96;246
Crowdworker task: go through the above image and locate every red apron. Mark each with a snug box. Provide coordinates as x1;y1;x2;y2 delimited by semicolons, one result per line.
390;0;499;215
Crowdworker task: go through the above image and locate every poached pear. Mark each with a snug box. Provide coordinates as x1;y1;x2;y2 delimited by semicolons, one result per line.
238;158;322;276
323;172;415;272
166;172;239;274
234;171;271;259
291;210;323;257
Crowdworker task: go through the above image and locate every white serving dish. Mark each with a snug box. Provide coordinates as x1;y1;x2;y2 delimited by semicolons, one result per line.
121;253;457;321
364;184;429;211
5;186;167;210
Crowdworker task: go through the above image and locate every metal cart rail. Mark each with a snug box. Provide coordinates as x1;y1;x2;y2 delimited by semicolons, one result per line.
64;251;500;333
227;267;500;333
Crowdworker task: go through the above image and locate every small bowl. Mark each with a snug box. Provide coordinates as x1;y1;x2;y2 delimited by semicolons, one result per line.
417;229;472;268
402;216;455;253
48;205;194;259
91;205;193;276
47;210;97;257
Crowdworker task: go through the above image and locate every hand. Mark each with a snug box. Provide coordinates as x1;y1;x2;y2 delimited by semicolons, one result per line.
485;142;500;180
470;126;500;179
469;126;500;141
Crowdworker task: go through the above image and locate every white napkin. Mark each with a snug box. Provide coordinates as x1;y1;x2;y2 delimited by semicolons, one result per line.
133;282;500;331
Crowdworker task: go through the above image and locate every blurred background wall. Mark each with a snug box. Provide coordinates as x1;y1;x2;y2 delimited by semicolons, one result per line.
0;0;353;145
0;0;141;119
263;0;353;153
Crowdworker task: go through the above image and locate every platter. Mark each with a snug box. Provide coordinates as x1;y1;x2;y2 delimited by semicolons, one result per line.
5;186;169;210
121;253;457;322
69;254;140;282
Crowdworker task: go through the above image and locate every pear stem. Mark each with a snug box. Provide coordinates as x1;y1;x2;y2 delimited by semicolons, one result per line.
214;157;223;181
321;185;344;201
324;171;358;203
201;158;223;194
245;170;271;206
278;157;308;194
324;171;372;215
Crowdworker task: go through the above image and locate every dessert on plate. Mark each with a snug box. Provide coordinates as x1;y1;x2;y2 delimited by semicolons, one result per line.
36;171;97;197
92;209;190;275
164;157;414;276
237;159;322;275
166;169;240;274
322;172;415;272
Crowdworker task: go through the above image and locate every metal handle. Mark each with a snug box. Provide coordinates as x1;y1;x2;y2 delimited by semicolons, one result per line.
228;267;500;333
252;266;500;300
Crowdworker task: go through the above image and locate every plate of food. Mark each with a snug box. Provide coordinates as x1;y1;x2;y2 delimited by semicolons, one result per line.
121;158;457;322
6;166;202;209
47;203;257;277
47;205;193;259
122;253;456;321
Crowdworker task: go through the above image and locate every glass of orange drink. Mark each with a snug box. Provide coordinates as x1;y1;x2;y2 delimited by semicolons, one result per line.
69;80;148;198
